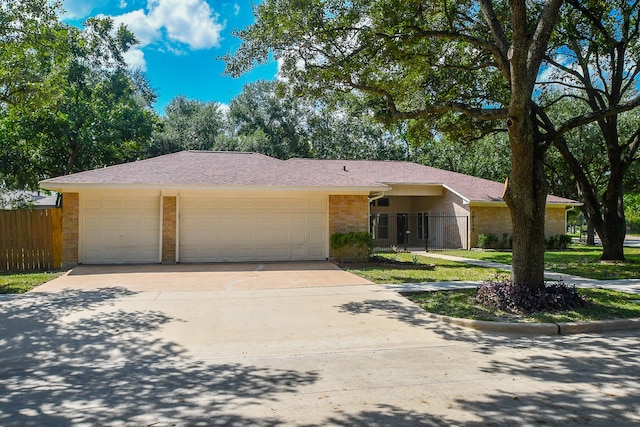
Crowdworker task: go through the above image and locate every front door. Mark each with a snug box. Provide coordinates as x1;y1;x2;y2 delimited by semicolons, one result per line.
396;213;408;244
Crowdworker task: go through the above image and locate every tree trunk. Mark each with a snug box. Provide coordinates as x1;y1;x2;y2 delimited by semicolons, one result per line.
586;216;596;246
503;113;548;289
600;177;626;260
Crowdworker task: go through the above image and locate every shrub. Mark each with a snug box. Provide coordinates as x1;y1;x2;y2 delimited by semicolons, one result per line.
475;275;589;314
330;232;373;262
477;233;499;249
500;233;512;249
546;234;572;250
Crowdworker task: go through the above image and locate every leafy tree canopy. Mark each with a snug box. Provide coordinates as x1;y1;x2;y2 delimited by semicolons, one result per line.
0;11;159;190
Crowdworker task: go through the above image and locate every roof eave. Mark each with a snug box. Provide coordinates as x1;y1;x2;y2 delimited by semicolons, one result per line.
39;181;390;193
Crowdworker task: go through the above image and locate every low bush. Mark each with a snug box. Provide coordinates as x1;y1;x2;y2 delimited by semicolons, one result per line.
330;232;373;262
475;275;589;314
477;233;499;249
546;234;572;250
477;233;513;249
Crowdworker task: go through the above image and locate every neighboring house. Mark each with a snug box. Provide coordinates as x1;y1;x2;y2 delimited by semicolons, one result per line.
40;151;579;266
0;190;58;210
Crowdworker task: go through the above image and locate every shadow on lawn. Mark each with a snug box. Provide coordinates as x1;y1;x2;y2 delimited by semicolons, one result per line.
338;297;640;425
0;288;319;426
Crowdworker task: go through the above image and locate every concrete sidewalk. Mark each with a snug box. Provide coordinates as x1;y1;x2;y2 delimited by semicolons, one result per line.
398;251;640;295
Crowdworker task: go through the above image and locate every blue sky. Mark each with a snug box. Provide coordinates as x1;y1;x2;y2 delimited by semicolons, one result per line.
62;0;277;114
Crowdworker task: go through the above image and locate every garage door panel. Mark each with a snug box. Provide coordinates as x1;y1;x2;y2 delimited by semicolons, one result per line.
179;196;327;262
81;194;160;264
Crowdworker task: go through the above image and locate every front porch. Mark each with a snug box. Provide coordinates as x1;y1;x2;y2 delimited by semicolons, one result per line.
370;213;469;252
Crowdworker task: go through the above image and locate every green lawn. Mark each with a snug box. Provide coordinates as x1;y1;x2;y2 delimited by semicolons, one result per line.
343;253;502;283
0;271;64;294
438;245;640;280
406;288;640;323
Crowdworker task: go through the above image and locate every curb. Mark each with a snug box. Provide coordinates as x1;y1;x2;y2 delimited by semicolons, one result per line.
425;312;640;335
558;318;640;334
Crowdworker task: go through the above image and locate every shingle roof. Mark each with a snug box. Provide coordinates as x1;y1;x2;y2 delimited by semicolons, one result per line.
285;158;577;204
39;151;387;190
40;151;578;204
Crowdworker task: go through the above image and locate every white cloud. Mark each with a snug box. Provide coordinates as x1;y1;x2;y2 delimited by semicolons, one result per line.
218;102;230;117
119;0;224;49
108;0;226;70
234;3;240;16
123;47;147;71
111;9;161;46
153;0;224;49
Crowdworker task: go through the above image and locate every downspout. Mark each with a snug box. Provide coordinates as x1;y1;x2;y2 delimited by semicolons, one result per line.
368;192;385;203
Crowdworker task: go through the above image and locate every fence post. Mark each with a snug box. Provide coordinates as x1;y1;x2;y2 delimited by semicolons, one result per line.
52;208;62;268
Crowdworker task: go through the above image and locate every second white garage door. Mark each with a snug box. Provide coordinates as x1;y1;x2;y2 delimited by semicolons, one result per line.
179;196;327;262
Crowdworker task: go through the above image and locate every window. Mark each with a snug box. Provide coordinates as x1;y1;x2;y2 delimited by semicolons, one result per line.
370;197;390;207
418;213;424;240
371;213;389;239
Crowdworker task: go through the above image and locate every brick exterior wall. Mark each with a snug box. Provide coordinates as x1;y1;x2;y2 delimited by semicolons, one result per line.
62;192;79;268
470;205;567;247
545;208;567;236
329;195;369;235
162;196;177;264
328;195;369;258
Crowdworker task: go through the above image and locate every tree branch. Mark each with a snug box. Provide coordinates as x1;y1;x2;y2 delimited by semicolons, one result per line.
344;75;507;121
527;0;564;85
554;95;640;139
479;0;509;70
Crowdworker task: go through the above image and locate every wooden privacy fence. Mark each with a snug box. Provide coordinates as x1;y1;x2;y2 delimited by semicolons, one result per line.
0;208;62;271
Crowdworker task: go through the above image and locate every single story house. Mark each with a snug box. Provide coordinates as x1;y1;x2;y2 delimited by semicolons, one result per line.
40;151;579;267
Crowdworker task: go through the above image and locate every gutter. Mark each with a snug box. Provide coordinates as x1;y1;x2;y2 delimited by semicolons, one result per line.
39;182;391;193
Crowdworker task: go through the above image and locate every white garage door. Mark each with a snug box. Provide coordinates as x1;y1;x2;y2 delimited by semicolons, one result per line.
179;196;327;262
81;193;160;264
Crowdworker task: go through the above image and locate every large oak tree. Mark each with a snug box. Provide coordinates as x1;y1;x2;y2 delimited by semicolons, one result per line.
541;0;640;260
225;0;639;288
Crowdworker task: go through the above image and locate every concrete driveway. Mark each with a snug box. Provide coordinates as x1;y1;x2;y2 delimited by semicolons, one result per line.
1;263;640;425
34;261;372;292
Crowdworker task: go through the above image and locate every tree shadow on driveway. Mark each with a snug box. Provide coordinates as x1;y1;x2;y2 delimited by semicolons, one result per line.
337;297;640;425
0;288;319;426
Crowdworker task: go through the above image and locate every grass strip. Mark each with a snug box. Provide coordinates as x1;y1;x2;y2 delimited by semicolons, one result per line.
0;271;64;294
438;245;640;280
342;253;502;284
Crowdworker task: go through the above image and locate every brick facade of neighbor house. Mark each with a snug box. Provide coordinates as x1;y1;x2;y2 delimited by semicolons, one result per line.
470;205;567;247
162;196;177;264
62;192;79;268
545;207;567;237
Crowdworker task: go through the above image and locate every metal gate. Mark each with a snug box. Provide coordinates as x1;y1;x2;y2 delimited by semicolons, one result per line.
370;213;469;252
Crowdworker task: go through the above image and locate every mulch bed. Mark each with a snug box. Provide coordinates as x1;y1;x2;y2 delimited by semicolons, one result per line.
334;256;436;270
